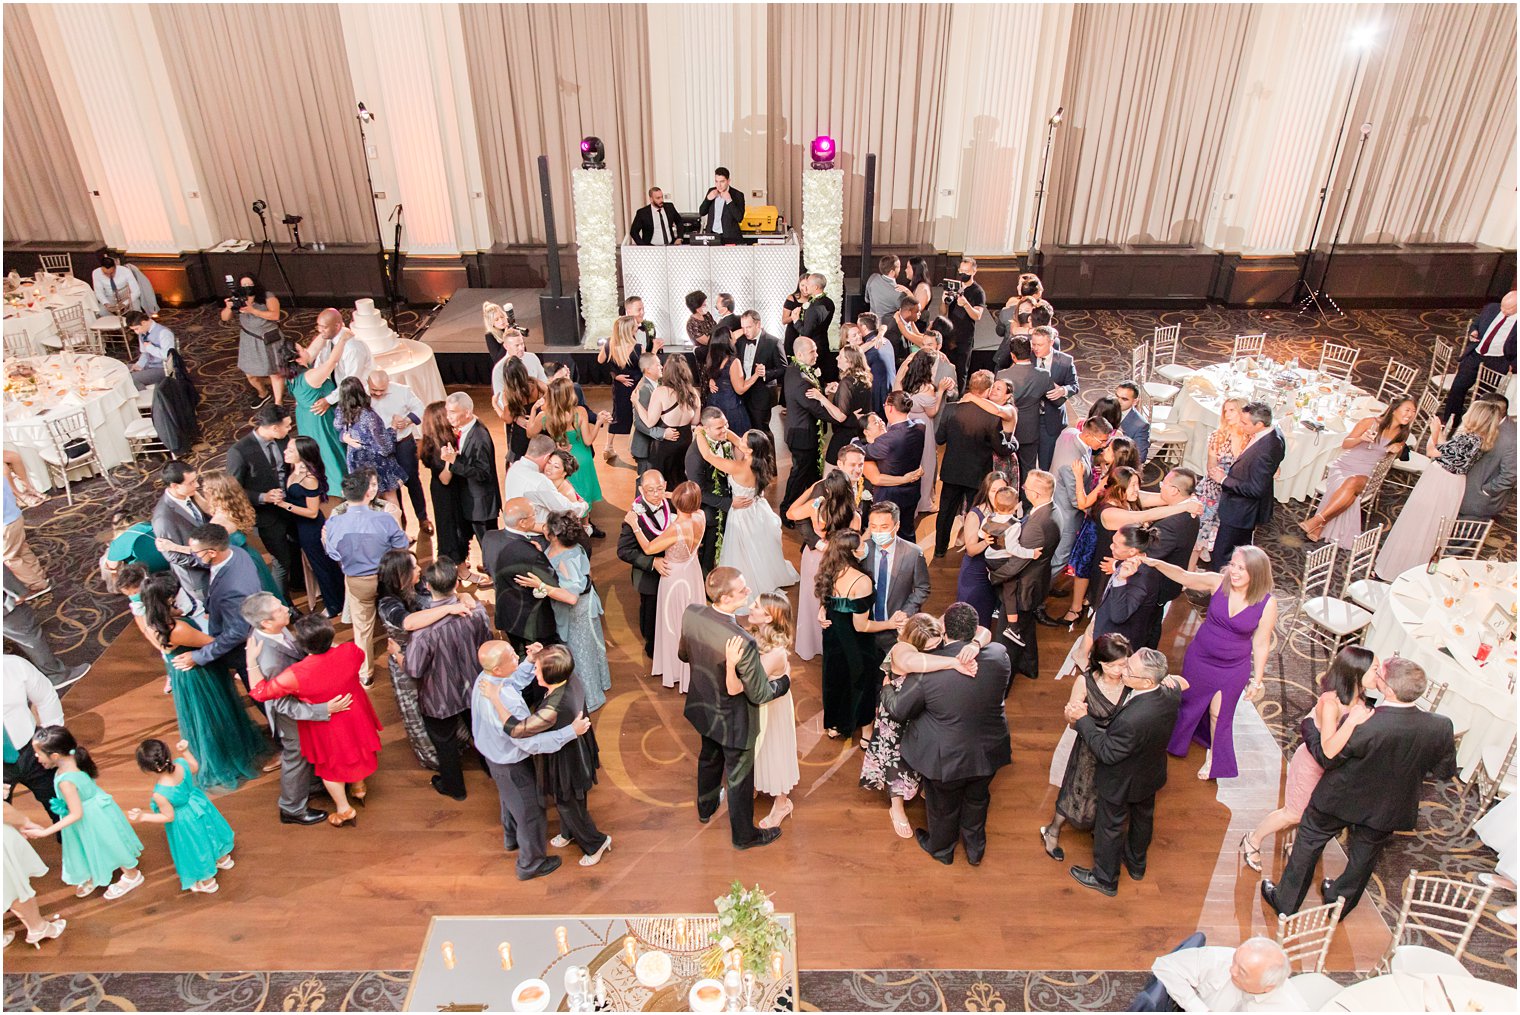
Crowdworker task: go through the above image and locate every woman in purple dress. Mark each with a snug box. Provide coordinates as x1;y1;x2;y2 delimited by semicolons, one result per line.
1140;544;1277;780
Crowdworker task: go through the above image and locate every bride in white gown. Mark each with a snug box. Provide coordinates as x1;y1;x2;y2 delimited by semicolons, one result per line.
694;424;800;598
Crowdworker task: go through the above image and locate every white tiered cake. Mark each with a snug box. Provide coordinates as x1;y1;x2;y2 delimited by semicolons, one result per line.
351;298;398;354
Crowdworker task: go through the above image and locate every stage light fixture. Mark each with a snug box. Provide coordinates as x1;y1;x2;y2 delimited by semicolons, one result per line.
1349;24;1378;50
579;136;606;169
810;135;836;170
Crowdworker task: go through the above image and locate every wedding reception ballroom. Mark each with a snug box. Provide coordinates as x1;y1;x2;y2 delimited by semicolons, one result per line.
1;1;1516;1012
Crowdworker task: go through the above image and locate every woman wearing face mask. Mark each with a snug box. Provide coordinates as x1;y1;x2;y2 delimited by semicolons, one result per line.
816;531;897;741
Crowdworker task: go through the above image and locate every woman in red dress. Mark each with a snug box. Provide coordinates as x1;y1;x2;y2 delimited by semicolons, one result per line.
247;613;382;827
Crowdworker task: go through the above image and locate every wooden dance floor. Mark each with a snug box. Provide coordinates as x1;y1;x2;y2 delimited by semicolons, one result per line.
6;390;1390;976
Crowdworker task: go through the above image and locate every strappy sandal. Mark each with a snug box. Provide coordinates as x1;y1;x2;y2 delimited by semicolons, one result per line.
1238;834;1263;873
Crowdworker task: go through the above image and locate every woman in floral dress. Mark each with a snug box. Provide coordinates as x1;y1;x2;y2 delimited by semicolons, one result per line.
1193;398;1248;567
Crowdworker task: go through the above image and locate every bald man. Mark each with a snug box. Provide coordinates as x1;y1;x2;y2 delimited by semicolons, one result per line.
1444;289;1517;424
1146;937;1304;1012
308;308;375;415
481;498;560;651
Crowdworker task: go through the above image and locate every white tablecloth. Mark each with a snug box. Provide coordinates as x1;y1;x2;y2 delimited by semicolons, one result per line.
1365;558;1517;780
2;277;101;353
2;354;138;491
1172;361;1381;503
373;339;446;406
620;240;800;345
1322;971;1516;1011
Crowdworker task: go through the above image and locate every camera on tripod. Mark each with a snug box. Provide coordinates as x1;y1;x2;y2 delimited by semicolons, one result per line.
224;274;256;306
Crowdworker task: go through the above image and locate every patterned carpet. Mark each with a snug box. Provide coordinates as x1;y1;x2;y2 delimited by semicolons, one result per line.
4;302;1513;1010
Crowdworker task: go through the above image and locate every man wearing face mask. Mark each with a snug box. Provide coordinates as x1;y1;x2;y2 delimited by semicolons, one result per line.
943;257;985;390
862;502;931;657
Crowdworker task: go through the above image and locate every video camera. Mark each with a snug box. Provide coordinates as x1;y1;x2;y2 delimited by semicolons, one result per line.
224;274;257;305
942;276;965;301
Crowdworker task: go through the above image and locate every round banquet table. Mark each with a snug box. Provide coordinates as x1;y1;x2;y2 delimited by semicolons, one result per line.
1171;360;1384;503
2;277;101;353
1364;558;1517;781
2;354;139;492
373;339;446;406
1321;971;1517;1011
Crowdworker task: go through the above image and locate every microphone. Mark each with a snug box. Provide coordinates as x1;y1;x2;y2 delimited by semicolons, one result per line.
1050;106;1065;126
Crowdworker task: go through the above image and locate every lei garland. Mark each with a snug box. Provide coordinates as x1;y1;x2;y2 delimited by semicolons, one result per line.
702;430;734;559
790;356;828;473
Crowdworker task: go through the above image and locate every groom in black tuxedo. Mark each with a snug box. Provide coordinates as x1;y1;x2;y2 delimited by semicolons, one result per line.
226;403;303;597
734;310;786;433
678;567;789;849
1263;658;1457;916
482;499;560;652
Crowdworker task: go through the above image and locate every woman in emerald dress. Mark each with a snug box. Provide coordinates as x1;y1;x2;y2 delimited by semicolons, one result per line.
287;327;352;497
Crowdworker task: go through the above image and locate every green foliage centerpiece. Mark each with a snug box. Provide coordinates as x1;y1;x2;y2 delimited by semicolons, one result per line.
702;881;791;979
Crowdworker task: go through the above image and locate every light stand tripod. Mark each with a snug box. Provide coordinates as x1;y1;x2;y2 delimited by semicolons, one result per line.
251;199;298;308
355;102;397;322
1313;123;1372;317
1027;106;1063;272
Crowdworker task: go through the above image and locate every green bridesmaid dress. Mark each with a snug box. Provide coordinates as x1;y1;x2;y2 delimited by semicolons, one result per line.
290;372;349;497
165;620;268;791
50;770;144;889
153;758;235;890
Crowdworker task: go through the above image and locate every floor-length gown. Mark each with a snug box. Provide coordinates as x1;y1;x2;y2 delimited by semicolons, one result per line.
1169;584;1272;779
51;770;144;889
154;758;235;890
820;591;884;734
653;521;703;692
165;621;267;791
609;341;645;435
1374;433;1482;580
551;421;602;505
795;544;823;661
1055;675;1131;829
718;479;799;597
955;507;998;627
229;530;285;603
289;372;347;497
754;661;799;797
1195;435;1236;558
909;389;940;512
284;482;346;618
548;545;612;712
1320;434;1393;549
2;824;47;912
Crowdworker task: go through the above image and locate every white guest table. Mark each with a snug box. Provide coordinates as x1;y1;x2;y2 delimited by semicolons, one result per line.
3;354;139;491
620;240;800;344
372;339;446;406
2;277;101;353
1321;970;1516;1011
1364;558;1517;781
1172;361;1382;503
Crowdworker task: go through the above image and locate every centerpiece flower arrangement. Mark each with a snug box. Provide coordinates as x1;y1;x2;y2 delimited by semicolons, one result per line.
4;361;38;398
702;881;791;979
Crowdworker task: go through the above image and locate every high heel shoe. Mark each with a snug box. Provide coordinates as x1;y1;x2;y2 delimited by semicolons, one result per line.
25;917;65;948
350;781;368;807
579;835;613;867
1238;834;1263;873
1039;825;1065;861
329;809;358;828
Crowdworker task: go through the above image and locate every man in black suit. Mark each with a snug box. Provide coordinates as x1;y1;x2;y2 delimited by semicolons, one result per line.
883;295;926;364
863;392;926;517
710;293;741;347
697;167;745;244
793;273;837;380
616;470;672;658
734;310;786;433
1090;524;1166;650
779;336;846;515
988;470;1060;681
175;524;262;686
934;370;1005;557
482;499;560;652
628;186;682;246
685;406;737;572
1030;326;1079;471
678;566;788;848
862;501;932;657
1209;402;1286;571
1146;468;1202;647
151;460;210;606
995;335;1052;488
1263;658;1457;916
225;403;303;597
444;392;501;573
883;603;1011;865
1443;290;1515;424
1069;647;1181;897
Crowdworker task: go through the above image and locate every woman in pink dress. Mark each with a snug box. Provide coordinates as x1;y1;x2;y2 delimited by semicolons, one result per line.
1238;645;1376;872
1298;398;1416;547
785;469;861;661
627;481;705;693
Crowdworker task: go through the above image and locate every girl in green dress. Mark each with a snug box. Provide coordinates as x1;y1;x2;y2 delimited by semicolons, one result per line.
127;739;235;894
288;329;352;497
528;375;610;506
23;726;145;900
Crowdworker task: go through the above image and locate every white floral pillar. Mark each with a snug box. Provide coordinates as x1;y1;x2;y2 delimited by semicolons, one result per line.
801;168;844;346
572;167;618;344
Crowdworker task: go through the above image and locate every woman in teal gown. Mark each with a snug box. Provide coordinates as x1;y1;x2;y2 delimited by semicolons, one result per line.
288;329;352;498
528;376;607;507
127;742;235;893
538;511;612;712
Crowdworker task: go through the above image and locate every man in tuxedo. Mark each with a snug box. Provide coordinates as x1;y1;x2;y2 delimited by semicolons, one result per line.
1443;289;1515;424
863;392;926;517
1031;326;1080;470
734;310;786;432
780;336;845;514
151;460;211;607
1090;524;1165;650
225;403;303;597
698;167;745;244
1115;381;1151;463
1145;468;1203;647
1459;392;1516;520
483;499;560;652
884;603;1011;865
862;502;932;656
1069;647;1181;897
988;470;1060;680
444;392;501;574
629;186;682;246
1263;658;1457;916
617;470;673;658
794;273;837;380
686;407;738;572
678;567;788;848
176;524;261;685
934;370;1005;558
995;335;1052;487
1209;402;1286;571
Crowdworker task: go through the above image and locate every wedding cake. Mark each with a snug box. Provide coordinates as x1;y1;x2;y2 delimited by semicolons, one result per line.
351;298;398;354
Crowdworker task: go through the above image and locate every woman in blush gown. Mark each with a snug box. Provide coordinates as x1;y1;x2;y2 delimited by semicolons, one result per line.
697;426;799;599
627;481;706;693
786;470;862;661
898;347;954;513
1141;545;1277;780
1299;398;1416;548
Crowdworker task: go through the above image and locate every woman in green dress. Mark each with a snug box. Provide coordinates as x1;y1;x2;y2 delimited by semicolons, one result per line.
527;375;610;507
23;726;145;900
287;329;351;497
127;739;235;894
198;471;287;602
122;570;267;791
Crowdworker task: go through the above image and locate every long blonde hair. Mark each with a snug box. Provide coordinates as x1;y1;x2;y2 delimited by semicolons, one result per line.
199;470;255;532
753;591;794;653
608;314;639;369
1458;399;1506;452
482;301;508;342
543;376;581;443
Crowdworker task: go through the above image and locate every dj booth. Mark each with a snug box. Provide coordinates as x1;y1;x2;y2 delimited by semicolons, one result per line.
620;238;800;343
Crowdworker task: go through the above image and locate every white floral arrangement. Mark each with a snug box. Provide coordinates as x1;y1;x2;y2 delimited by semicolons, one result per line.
703;881;790;978
801;168;845;348
572;168;618;345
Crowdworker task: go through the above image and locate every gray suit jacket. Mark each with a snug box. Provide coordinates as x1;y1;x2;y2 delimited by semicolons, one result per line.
253;631;329;724
629;377;666;462
863;536;931;643
151;492;209;602
1460;419;1516;519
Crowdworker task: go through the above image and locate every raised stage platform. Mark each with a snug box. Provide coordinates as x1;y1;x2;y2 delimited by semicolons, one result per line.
416;287;609;386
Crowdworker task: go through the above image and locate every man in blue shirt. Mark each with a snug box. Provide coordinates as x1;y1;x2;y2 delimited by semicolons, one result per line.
322;469;408;685
473;640;591;880
124;311;176;389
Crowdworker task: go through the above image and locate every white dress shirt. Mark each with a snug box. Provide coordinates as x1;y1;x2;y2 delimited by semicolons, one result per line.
708;192;731;233
367;381;425;442
1477;313;1514;357
324;330;376;405
91;267;142;313
650;204;670;246
134;322;176;371
1150;947;1307;1013
3;654;65;749
502;458;589;522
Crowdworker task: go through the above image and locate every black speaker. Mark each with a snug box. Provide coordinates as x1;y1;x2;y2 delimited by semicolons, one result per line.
539;294;581;347
842;293;866;324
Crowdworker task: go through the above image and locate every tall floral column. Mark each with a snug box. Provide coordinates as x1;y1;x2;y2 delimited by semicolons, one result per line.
801;168;844;347
572;167;618;345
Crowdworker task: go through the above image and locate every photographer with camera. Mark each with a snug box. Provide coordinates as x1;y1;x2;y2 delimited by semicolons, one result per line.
943;257;985;389
220;274;285;407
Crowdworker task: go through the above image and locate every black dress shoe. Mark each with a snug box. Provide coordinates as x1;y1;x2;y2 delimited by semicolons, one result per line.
1320;878;1337;905
734;827;781;850
431;775;467;801
697;811;713;825
504;841;520;852
1126;864;1146;882
517;856;563;881
1260;879;1286;915
914;828;953;865
280;808;328;825
589;524;607;539
1069;865;1117;896
965;849;984;867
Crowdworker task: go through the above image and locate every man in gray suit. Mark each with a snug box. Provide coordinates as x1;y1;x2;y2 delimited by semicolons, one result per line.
1050;416;1114;576
862;501;932;656
1459;393;1516;521
241;592;348;825
151;460;210;606
629;353;672;477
